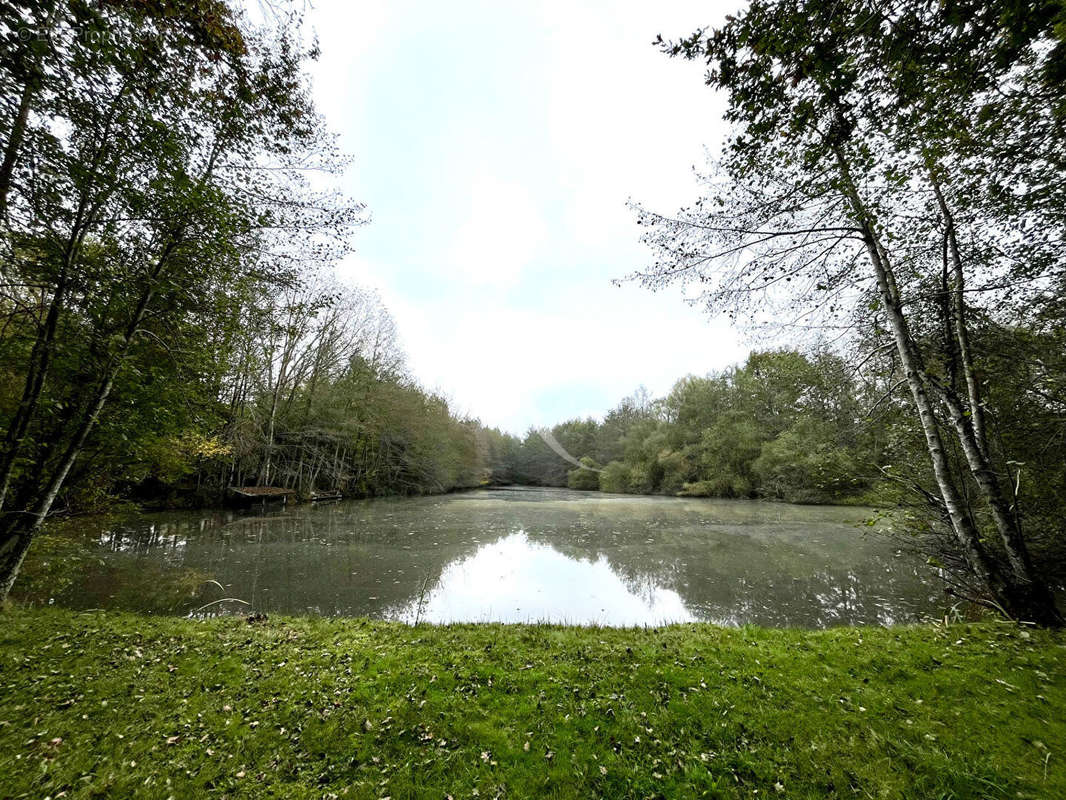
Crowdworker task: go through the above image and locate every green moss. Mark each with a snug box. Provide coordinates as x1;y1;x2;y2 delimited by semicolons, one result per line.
1;607;1064;799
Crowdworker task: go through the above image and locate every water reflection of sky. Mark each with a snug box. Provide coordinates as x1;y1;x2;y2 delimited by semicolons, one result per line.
394;531;696;625
30;487;944;627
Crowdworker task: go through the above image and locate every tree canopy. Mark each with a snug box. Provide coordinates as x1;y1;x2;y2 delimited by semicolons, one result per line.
624;0;1066;624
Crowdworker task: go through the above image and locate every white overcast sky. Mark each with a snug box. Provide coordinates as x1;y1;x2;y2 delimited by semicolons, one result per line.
305;0;747;434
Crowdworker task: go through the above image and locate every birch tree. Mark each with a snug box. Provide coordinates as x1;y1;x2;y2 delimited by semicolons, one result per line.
628;0;1064;624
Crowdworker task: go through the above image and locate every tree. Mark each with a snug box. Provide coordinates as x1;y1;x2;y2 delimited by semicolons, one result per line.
628;0;1064;624
753;418;863;503
0;2;361;600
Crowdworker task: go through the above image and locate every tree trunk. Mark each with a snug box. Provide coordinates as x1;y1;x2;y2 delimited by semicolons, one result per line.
0;360;121;600
0;529;33;601
933;385;1062;623
0;223;182;601
926;172;1062;626
0;81;34;218
831;146;1018;610
259;381;281;486
0;276;68;511
0;75;134;511
928;173;989;458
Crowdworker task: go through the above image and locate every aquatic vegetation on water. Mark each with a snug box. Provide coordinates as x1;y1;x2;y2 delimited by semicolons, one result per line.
12;488;944;626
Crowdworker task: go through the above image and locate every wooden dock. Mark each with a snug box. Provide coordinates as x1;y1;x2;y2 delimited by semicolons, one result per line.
228;486;297;506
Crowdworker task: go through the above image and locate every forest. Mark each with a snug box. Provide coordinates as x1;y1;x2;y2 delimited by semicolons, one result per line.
1;0;1065;625
508;351;882;502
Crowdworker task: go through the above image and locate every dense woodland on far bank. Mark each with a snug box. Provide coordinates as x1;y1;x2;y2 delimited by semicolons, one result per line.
503;350;882;503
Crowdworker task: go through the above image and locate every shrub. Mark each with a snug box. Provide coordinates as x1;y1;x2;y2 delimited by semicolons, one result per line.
599;461;633;493
753;419;866;503
567;457;601;491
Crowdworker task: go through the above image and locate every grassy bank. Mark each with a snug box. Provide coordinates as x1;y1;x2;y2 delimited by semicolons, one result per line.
1;609;1063;799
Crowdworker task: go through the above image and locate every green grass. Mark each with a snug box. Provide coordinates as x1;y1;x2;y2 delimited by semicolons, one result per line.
1;608;1064;799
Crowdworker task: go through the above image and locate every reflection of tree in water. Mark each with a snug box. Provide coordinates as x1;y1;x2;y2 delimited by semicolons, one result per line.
83;502;492;616
48;489;943;625
486;503;941;627
20;520;216;614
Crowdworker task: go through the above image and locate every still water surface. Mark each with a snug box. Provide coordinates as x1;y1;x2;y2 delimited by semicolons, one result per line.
42;487;943;627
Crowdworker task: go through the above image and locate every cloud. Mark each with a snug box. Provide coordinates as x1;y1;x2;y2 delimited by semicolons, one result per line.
448;176;547;286
311;0;749;434
337;259;746;433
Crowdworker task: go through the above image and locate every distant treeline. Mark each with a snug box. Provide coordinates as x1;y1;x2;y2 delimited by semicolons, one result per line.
2;267;505;509
491;350;877;504
496;334;1066;546
165;275;501;505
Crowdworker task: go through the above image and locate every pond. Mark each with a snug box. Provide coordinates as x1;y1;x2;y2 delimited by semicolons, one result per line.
25;486;944;627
